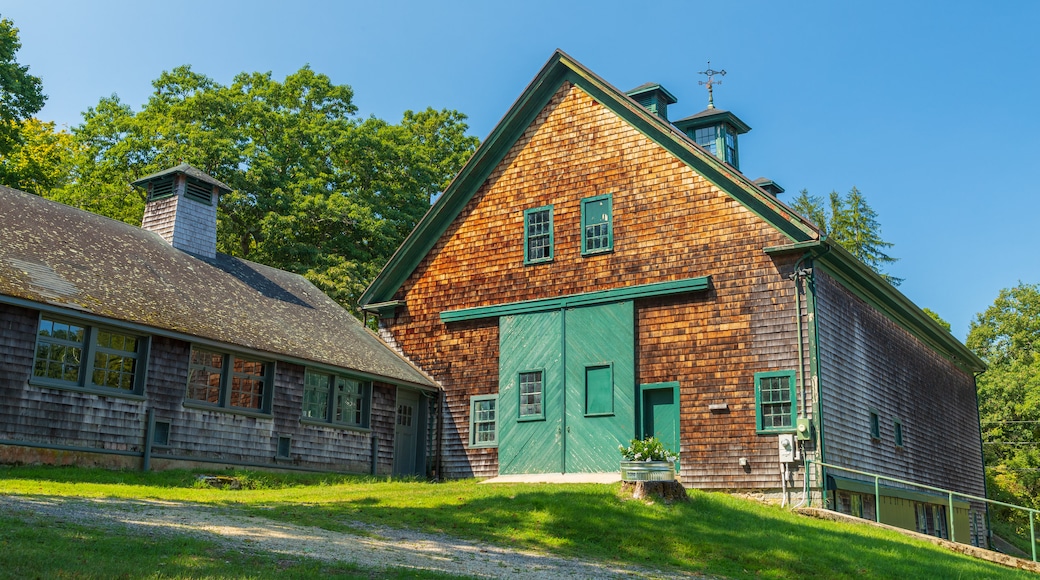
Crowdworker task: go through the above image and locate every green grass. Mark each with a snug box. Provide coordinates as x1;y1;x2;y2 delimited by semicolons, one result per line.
0;465;1033;579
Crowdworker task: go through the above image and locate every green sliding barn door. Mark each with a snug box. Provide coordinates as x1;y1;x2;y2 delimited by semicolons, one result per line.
498;301;634;474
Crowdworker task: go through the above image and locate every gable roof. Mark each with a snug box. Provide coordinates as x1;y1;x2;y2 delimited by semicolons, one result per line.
360;49;820;307
0;186;434;389
359;49;981;375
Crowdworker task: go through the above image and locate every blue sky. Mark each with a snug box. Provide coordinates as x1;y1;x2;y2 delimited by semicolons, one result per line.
5;1;1039;339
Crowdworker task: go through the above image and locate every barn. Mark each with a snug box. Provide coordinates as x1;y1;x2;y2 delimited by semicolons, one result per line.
359;50;988;543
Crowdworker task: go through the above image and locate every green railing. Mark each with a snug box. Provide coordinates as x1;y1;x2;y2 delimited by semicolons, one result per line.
806;459;1040;561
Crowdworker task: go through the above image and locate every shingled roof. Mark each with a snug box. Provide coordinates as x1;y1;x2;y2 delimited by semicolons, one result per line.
0;186;434;389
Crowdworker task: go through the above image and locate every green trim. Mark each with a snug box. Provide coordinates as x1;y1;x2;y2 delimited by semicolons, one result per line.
523;205;554;264
765;241;985;373
185;346;276;414
580;194;613;256
583;362;615;417
440;276;711;323
638;381;680;444
755;370;797;434
827;474;970;509
468;394;498;448
361;300;405;319
893;418;904;448
868;408;881;440
359;49;817;308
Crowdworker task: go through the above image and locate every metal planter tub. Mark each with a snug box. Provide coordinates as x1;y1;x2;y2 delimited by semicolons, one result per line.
620;460;676;482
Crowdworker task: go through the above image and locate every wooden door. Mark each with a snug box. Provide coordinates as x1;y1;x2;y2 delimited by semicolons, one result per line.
641;382;680;468
498;302;634;474
394;389;421;475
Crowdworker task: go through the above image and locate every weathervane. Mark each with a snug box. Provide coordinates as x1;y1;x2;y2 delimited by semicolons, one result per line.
698;61;726;109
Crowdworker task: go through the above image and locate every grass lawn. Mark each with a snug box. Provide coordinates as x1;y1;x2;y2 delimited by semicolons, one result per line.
0;465;1032;579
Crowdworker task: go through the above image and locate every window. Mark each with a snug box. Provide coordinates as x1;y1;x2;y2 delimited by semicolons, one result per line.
581;194;613;255
694;126;717;155
518;370;544;420
469;395;498;448
723;126;738;166
755;371;795;433
186;346;272;413
32;316;147;395
524;206;553;264
302;370;370;428
869;410;881;440
893;419;904;447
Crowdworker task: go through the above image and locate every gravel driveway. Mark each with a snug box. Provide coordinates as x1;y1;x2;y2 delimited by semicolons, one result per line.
1;494;708;579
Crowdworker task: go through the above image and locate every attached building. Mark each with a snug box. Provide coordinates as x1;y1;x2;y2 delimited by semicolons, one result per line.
0;164;435;475
360;51;988;544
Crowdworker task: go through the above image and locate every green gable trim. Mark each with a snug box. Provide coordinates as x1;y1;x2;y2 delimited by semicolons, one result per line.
440;276;711;323
359;50;817;308
764;241;985;373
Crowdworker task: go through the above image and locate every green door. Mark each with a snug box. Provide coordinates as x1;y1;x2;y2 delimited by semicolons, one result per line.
498;301;634;474
564;301;635;472
641;382;680;468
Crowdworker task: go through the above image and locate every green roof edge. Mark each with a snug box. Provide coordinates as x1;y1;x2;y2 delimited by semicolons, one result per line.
764;240;985;373
360;49;820;307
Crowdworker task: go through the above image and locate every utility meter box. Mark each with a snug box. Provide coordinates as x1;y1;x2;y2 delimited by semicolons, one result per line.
778;433;797;463
796;417;813;441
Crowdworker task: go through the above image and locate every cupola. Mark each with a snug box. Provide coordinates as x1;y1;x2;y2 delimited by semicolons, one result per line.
133;163;232;259
626;83;678;121
673;63;750;170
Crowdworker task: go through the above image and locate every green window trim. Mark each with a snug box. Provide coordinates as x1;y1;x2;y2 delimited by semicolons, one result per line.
754;370;796;434
869;409;881;441
893;418;904;447
517;369;545;421
302;369;371;429
469;394;498;448
523;205;554;264
185;346;274;414
581;194;613;256
30;314;149;396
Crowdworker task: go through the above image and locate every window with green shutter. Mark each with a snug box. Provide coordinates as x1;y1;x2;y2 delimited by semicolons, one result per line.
755;371;795;434
581;194;613;255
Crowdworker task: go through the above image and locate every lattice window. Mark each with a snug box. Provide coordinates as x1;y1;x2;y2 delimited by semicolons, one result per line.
755;371;795;433
524;206;553;264
470;395;497;447
581;195;613;255
519;371;543;419
186;347;271;413
32;316;145;394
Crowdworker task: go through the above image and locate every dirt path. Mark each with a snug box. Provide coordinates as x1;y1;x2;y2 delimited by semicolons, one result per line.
1;494;708;579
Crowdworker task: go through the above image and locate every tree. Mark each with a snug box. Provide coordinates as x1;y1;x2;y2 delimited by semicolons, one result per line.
0;17;45;158
791;186;901;286
922;307;951;333
968;283;1040;502
0;118;76;194
54;65;479;313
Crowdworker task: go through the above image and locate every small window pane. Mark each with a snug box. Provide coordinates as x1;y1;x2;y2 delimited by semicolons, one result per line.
756;372;794;432
471;396;497;446
519;371;543;417
524;207;553;263
303;371;331;420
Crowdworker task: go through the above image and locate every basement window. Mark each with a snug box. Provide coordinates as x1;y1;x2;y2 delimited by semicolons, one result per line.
523;205;554;264
581;194;613;255
302;370;370;429
186;347;273;414
31;315;149;397
754;371;795;434
469;394;498;448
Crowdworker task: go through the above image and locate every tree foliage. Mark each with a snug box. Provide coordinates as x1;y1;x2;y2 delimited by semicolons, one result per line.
968;283;1040;503
0;17;45;157
922;307;951;333
0;118;77;194
50;65;479;312
791;187;901;286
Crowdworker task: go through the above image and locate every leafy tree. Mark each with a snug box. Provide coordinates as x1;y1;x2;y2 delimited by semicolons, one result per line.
54;65;479;312
791;186;901;286
0;17;45;157
922;307;951;333
0;118;77;194
968;283;1040;502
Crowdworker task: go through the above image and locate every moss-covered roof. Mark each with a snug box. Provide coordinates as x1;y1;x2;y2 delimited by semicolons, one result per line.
0;186;433;389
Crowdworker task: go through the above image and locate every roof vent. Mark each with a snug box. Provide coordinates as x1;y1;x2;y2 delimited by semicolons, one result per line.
753;178;785;197
626;83;677;121
133;164;232;259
